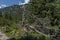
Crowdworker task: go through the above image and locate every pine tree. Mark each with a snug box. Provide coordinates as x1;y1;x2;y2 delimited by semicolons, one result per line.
27;0;60;26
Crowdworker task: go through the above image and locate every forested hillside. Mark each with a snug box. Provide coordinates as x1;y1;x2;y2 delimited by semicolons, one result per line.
0;5;23;22
0;0;60;40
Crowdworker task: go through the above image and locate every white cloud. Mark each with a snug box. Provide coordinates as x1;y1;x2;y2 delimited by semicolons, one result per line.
0;4;7;8
25;0;30;4
0;6;2;8
19;0;30;5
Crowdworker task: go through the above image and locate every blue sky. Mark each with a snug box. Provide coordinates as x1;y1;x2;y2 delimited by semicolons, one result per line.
0;0;24;6
0;0;30;8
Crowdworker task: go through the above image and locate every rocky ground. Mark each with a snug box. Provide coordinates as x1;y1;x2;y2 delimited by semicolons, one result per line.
0;30;9;40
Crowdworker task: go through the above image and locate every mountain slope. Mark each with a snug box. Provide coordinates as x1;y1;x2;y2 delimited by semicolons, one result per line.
0;5;23;22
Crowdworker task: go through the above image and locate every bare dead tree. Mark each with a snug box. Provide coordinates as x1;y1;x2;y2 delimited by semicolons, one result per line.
22;5;26;27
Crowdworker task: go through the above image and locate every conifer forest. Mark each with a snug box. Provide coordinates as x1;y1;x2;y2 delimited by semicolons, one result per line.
0;0;60;40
